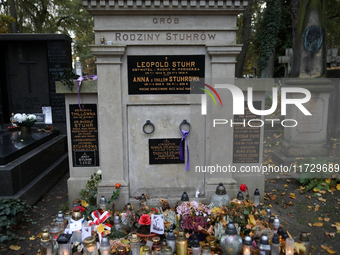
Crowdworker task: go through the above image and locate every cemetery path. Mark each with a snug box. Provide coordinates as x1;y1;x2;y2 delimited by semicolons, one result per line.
1;130;340;254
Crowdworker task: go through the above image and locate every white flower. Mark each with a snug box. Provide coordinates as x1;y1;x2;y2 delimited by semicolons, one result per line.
13;113;23;123
77;245;82;252
73;241;79;246
28;114;36;120
97;169;102;175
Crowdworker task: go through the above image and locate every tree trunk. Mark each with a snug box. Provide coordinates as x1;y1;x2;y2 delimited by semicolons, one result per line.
260;52;275;78
235;0;254;78
292;0;300;47
9;0;18;33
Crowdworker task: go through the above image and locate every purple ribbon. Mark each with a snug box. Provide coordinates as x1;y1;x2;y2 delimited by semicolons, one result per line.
179;129;190;171
76;75;98;109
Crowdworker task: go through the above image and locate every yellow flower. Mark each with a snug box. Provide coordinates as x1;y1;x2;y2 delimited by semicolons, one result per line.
81;200;89;208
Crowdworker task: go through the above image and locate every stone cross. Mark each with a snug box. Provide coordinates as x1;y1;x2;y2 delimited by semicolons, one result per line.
327;48;340;68
20;52;37;93
279;48;293;77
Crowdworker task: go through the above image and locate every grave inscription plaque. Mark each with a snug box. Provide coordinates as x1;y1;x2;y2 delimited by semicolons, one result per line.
233;101;261;163
70;104;99;167
128;55;205;94
149;138;184;164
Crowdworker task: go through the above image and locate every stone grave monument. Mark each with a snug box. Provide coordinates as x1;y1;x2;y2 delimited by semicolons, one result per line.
0;34;72;124
58;0;272;209
272;0;334;165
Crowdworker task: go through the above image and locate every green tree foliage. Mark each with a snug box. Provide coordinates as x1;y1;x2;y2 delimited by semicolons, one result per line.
0;14;15;33
326;0;340;49
0;0;95;74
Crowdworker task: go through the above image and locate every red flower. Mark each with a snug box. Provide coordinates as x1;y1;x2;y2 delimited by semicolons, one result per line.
240;184;248;192
49;126;53;130
155;209;159;213
73;206;85;213
138;214;151;225
151;208;155;211
115;183;121;189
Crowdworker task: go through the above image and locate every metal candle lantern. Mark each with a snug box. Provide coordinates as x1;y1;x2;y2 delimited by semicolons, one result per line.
202;245;211;255
166;230;176;253
271;234;281;255
114;213;125;233
253;189;260;206
299;232;311;255
56;233;72;255
99;195;107;211
176;229;188;255
83;236;98;255
242;235;252;255
40;229;53;255
220;220;242;255
130;233;141;255
210;183;231;207
100;235;111;255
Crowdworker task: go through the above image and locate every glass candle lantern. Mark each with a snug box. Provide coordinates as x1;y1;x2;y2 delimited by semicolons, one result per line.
191;238;201;255
152;237;162;251
271;234;281;255
220;221;242;255
259;234;270;255
56;233;72;255
210;183;231;207
272;216;280;234
209;239;222;255
141;246;152;255
202;245;211;255
285;238;294;255
100;235;111;255
117;246;128;255
130;233;141;255
83;236;98;255
299;232;311;255
268;215;275;230
166;230;176;253
180;192;189;203
114;213;125;233
99;195;107;211
73;199;81;208
40;229;53;255
176;229;188;255
56;211;65;230
243;235;252;255
49;224;63;245
71;208;84;243
253;189;260;206
64;211;71;226
164;246;173;255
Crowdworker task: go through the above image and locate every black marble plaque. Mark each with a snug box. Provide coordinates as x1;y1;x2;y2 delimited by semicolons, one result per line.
128;55;205;94
70;104;99;167
149;138;184;164
233;101;261;163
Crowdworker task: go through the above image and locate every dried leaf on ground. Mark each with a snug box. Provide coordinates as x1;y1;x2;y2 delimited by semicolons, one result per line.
318;217;324;221
270;195;277;200
319;190;327;194
324;218;331;222
313;222;323;227
315;205;320;211
294;243;306;253
29;236;36;240
325;232;336;238
290;193;296;199
308;223;312;227
9;245;21;251
306;195;311;199
286;180;291;183
307;206;313;211
327;248;337;254
270;180;276;183
281;192;286;196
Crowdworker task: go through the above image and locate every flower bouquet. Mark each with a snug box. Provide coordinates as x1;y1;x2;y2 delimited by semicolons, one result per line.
176;201;212;239
13;113;37;127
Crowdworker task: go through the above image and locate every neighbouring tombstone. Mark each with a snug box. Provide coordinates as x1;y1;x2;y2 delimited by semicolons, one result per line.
326;49;340;68
58;0;271;209
0;34;72;123
279;48;293;78
272;0;333;166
